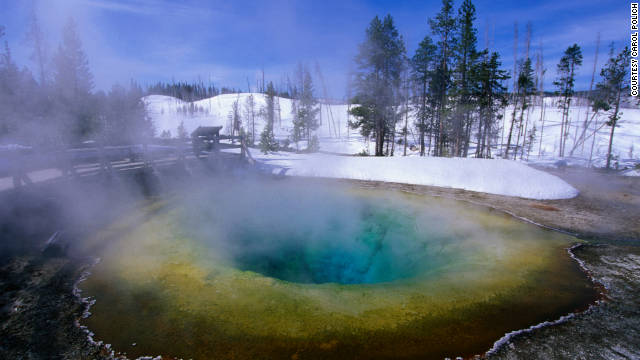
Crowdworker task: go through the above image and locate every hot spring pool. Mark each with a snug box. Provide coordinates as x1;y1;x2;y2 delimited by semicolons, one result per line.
78;178;598;359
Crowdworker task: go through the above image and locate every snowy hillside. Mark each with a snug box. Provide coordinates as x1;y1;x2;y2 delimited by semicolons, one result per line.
144;93;364;154
144;93;640;169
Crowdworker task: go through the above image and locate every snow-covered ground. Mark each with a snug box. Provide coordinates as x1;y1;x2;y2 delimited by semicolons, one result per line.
140;93;640;199
144;93;640;171
622;168;640;177
222;148;577;199
145;93;354;143
500;97;640;170
145;93;369;154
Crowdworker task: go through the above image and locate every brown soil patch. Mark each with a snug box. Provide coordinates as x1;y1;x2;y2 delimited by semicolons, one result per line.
530;203;561;211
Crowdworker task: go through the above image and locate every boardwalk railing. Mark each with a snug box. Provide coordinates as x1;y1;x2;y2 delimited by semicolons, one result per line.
0;137;255;187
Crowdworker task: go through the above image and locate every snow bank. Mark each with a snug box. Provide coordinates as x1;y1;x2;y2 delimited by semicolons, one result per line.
622;168;640;177
239;150;579;200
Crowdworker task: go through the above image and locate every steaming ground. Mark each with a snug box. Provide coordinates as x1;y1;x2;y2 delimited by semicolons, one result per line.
0;155;638;360
76;176;597;359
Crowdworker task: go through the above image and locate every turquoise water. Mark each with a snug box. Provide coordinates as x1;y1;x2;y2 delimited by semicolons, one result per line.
228;201;449;284
179;179;459;285
79;178;599;360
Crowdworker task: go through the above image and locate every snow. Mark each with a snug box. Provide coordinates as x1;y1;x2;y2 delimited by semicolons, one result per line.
622;168;640;177
143;92;640;199
504;97;640;170
224;148;578;200
145;93;354;140
144;93;369;153
144;93;639;171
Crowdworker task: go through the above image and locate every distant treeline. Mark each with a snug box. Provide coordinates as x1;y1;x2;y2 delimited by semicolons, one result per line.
145;81;295;102
146;81;241;102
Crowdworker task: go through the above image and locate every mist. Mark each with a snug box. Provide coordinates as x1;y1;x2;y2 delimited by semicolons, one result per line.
175;177;458;284
0;1;638;359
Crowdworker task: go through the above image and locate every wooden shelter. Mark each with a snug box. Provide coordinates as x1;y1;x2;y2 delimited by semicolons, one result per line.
191;126;223;156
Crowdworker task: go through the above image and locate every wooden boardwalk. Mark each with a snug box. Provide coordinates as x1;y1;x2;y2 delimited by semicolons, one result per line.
0;138;255;192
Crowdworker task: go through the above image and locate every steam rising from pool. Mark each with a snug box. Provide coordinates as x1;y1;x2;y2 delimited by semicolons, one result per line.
78;178;599;360
180;180;457;284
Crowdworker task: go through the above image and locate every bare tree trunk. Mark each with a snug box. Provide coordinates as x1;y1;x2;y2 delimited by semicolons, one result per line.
558;94;567;157
563;96;573;156
515;104;524;158
538;95;547;157
475;112;484;158
427;116;433;156
572;33;600;156
390;122;396;156
536;40;546;158
463;111;472;157
504;97;519;159
606;91;621;169
520;106;531;160
515;98;527;159
588;113;599;167
486;108;494;158
501;105;507;155
512;21;519;111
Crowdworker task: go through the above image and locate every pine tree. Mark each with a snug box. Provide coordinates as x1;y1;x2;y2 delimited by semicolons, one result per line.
429;0;457;156
593;45;630;169
411;35;437;156
452;0;479;157
349;15;406;156
298;66;320;151
102;81;153;145
0;26;41;143
473;51;509;158
553;44;583;157
52;18;95;143
259;122;278;154
259;82;278;153
25;11;48;85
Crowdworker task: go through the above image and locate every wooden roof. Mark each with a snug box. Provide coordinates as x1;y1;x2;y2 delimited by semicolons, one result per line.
191;126;223;137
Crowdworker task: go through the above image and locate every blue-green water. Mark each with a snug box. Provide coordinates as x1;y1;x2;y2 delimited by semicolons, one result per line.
79;178;599;360
180;180;456;285
229;203;447;284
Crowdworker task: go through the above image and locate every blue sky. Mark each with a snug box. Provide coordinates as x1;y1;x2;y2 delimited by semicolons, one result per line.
0;0;631;98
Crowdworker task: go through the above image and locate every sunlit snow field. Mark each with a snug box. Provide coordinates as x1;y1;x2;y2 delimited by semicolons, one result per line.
145;93;640;171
